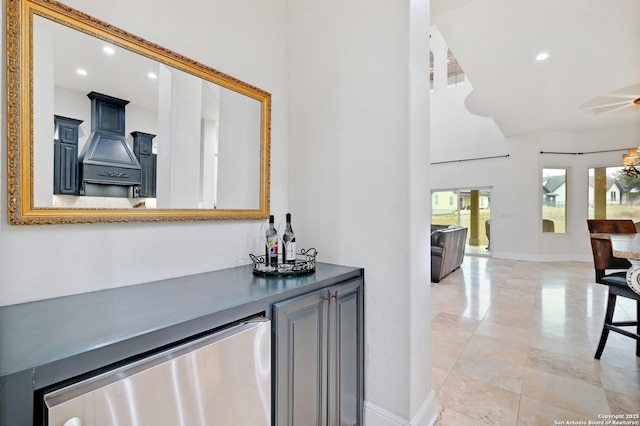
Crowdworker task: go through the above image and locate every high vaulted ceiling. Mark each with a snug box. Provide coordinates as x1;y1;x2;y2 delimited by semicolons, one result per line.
431;0;640;137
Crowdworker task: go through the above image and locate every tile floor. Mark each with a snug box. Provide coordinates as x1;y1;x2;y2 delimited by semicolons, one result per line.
431;256;640;425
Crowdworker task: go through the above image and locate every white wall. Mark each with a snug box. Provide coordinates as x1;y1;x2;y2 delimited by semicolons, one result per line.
3;2;437;424
0;0;289;305
430;29;640;261
288;0;435;424
431;123;640;262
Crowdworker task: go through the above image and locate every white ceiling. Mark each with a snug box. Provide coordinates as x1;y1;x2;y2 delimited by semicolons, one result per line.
41;1;640;139
37;14;161;112
431;0;640;137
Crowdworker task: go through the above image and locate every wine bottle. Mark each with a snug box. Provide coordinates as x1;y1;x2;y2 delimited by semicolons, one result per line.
265;215;279;267
283;213;296;264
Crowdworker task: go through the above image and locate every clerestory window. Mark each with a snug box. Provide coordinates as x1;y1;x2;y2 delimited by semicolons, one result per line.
447;49;465;86
430;51;434;90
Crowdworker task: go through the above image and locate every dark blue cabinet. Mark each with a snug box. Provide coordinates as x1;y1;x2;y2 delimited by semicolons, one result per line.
53;115;83;195
132;131;157;198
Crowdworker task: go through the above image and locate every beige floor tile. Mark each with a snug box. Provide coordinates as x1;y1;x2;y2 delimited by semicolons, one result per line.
431;311;481;336
434;405;492;425
452;350;525;393
463;333;530;366
474;321;531;347
525;347;602;386
431;332;472;371
437;373;520;425
594;331;640;354
598;358;640;397
432;257;638;425
517;395;593;426
528;331;594;359
604;389;640;415
521;368;610;417
432;295;493;320
481;309;534;329
431;366;449;391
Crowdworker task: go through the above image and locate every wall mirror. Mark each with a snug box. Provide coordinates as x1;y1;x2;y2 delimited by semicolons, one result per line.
6;0;271;224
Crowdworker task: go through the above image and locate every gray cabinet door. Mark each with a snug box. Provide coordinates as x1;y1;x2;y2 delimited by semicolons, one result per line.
274;289;328;426
274;278;364;426
328;279;363;426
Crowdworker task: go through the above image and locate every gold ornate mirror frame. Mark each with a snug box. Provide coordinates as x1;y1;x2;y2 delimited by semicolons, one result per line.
6;0;271;224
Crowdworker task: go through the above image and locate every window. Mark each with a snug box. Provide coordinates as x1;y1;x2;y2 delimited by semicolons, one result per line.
447;49;465;86
542;168;567;233
431;188;492;255
430;51;434;90
588;166;640;221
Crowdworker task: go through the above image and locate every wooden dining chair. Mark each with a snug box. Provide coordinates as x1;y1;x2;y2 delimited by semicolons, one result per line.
587;219;640;359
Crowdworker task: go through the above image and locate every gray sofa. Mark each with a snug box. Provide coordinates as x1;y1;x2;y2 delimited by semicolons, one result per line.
430;225;468;283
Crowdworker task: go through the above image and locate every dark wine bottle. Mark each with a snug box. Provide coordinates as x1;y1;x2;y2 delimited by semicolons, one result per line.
265;215;279;267
283;213;296;264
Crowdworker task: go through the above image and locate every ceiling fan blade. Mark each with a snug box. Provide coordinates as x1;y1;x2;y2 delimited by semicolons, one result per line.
580;97;631;110
586;103;634;114
606;103;640;114
609;82;640;97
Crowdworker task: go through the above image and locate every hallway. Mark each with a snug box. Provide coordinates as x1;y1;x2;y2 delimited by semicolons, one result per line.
431;257;640;425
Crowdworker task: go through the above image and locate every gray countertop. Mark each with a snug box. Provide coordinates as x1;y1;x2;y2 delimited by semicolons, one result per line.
0;262;362;379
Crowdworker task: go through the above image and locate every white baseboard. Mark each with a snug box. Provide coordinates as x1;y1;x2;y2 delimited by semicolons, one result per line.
363;390;438;426
492;251;592;263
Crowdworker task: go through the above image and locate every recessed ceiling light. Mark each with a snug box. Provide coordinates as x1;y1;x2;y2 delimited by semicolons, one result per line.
103;46;115;55
147;72;157;79
76;68;88;76
536;52;549;61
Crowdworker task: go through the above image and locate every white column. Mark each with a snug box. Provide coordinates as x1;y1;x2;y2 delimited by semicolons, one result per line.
200;118;218;208
32;17;55;207
287;0;435;424
156;65;173;208
216;87;262;209
199;80;220;208
156;66;203;208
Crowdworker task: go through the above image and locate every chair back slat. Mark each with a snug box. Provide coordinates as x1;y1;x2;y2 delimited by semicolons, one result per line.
589;237;631;275
587;219;635;282
587;219;637;234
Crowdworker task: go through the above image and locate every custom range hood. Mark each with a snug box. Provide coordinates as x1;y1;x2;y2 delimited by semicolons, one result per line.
78;92;142;198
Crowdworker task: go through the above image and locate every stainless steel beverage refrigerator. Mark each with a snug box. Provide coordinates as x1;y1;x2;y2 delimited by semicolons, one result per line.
44;319;271;426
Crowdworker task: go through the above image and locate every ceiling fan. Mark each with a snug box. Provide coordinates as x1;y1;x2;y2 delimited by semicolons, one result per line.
580;82;640;114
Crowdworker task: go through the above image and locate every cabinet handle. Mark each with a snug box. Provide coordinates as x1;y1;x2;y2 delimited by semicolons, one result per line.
323;292;338;303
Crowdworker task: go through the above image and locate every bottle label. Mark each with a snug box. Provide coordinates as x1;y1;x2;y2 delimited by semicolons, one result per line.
285;241;296;262
267;236;278;255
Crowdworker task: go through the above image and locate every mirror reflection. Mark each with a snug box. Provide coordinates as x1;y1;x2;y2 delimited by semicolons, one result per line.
33;15;262;210
6;0;270;224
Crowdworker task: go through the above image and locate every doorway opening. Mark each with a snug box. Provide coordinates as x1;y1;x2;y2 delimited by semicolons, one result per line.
431;187;492;256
